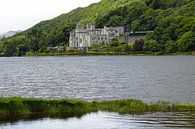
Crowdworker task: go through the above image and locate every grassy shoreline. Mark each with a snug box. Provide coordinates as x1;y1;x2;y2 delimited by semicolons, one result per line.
24;51;194;57
0;98;195;118
1;51;194;57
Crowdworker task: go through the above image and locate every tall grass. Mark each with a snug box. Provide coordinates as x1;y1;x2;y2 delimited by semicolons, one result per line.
0;98;195;118
0;98;96;116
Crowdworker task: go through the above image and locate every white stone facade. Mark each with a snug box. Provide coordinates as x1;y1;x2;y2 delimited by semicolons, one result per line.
69;24;127;48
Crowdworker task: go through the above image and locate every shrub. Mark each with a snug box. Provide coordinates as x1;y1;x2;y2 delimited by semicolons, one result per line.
133;39;145;51
110;38;119;46
165;40;178;53
144;39;160;52
177;31;195;52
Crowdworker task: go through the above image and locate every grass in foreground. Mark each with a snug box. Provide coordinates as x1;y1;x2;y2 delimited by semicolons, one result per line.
0;98;195;118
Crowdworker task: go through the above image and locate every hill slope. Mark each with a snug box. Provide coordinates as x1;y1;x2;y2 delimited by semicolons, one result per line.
0;31;21;39
0;0;194;56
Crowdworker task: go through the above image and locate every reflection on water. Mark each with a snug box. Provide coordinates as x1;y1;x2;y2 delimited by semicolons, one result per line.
0;112;86;125
0;112;195;129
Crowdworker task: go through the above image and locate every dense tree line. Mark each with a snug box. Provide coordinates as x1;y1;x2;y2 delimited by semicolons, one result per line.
95;0;195;53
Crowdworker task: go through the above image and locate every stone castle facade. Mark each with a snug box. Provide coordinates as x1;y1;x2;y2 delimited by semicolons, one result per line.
69;24;130;48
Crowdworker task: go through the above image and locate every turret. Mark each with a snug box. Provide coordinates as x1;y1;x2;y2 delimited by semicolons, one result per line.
86;23;95;31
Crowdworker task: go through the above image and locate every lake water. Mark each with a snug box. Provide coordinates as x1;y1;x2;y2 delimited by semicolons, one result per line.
0;56;195;103
0;56;195;128
0;111;195;129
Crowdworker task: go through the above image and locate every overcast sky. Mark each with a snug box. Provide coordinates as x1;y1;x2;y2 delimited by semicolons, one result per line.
0;0;100;34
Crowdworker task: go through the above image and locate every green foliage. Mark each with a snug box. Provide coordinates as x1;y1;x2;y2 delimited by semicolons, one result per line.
17;44;28;56
27;30;39;52
176;17;195;37
165;40;178;53
48;22;76;47
90;42;132;53
0;0;194;56
0;36;28;56
95;1;147;27
146;14;195;52
110;38;120;46
0;98;195;120
177;0;195;16
133;39;144;51
145;0;191;9
115;44;132;52
0;98;95;116
177;31;195;52
108;15;125;26
144;39;160;52
144;0;195;53
131;20;140;32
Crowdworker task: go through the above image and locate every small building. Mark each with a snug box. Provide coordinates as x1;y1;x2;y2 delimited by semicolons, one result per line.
47;46;64;51
128;31;152;44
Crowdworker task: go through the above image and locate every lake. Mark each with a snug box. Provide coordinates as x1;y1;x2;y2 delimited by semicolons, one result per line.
0;111;195;129
0;56;195;128
0;56;195;103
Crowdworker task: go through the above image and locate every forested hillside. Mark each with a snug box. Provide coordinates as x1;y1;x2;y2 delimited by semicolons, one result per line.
0;0;194;56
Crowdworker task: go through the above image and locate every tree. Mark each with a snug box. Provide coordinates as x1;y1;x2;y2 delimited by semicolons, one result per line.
27;29;42;52
108;15;125;26
165;40;178;53
48;22;76;47
177;31;195;52
146;0;179;9
133;39;145;51
3;41;17;56
132;20;140;32
1;36;28;56
124;44;132;52
125;2;148;23
62;23;76;43
144;39;160;52
110;38;119;46
17;44;28;56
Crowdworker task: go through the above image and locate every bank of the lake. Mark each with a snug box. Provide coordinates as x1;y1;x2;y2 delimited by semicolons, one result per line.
24;51;194;57
0;98;195;119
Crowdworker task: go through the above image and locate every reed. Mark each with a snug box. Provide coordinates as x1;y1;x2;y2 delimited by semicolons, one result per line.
0;98;195;117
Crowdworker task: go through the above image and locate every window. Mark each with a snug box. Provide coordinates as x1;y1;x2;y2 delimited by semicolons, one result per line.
101;37;103;40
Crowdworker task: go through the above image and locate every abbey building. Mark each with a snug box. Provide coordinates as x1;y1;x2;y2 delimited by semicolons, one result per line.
69;24;130;48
